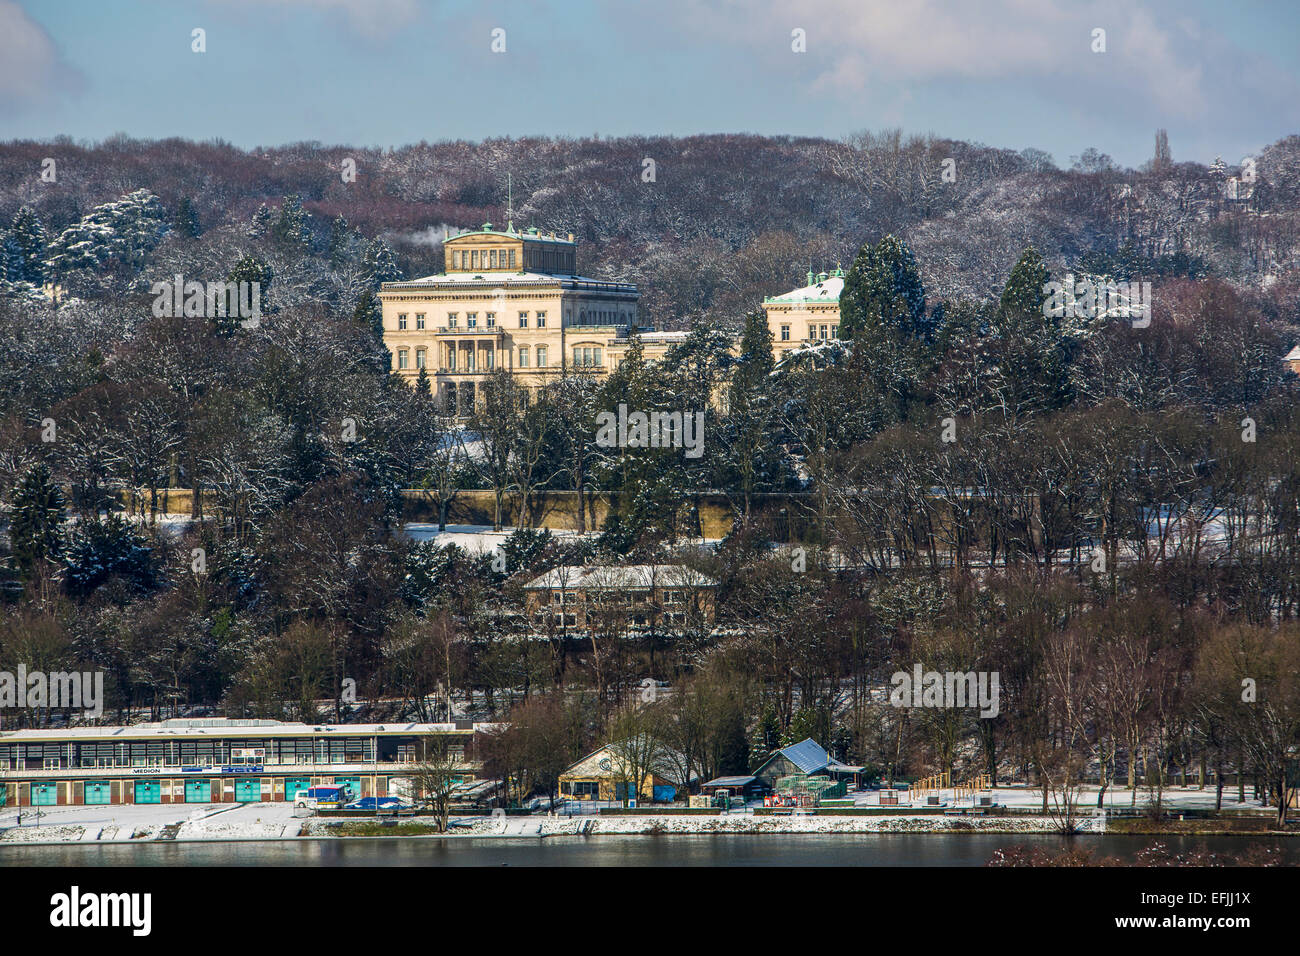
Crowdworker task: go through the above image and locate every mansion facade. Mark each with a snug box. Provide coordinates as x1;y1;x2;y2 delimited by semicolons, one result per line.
381;230;1300;414
762;268;845;360
379;223;685;413
379;224;843;413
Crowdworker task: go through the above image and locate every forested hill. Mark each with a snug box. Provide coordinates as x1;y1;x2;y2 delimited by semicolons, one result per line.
3;130;1300;326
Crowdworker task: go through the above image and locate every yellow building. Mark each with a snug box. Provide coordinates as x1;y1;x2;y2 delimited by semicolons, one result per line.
558;742;685;803
379;223;682;413
1286;345;1300;377
762;268;844;360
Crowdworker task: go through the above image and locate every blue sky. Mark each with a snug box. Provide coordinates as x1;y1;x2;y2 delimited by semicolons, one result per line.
3;0;1299;168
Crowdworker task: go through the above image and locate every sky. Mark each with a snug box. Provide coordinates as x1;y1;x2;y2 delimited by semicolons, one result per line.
2;0;1299;169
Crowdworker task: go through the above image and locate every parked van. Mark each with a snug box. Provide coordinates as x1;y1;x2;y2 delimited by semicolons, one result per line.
293;785;349;809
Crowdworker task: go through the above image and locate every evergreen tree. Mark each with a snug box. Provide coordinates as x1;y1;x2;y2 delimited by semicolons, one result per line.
353;288;383;339
44;189;168;280
354;239;402;341
726;310;780;516
62;513;161;597
593;332;693;549
174;196;202;239
748;705;782;771
782;707;830;748
1;233;21;282
998;244;1049;317
227;253;273;289
499;527;553;574
989;246;1073;417
837;234;938;417
101;189;170;271
9;206;47;285
9;464;66;582
730;309;774;407
271;194;311;248
414;365;432;398
361;237;402;287
221;255;273;334
839;234;930;343
328;215;351;268
248;203;274;239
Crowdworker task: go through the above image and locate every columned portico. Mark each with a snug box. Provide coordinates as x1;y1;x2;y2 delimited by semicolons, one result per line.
379;222;666;417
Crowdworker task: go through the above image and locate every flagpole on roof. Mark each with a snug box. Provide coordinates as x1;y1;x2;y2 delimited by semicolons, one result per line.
507;173;514;233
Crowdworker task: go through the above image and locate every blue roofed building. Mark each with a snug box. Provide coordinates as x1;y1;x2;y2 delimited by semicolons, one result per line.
751;738;865;793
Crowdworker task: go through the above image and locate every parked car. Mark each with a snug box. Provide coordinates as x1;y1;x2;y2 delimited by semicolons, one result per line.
346;796;406;811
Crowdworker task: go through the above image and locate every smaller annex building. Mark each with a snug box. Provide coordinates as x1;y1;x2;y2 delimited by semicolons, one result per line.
1286;344;1300;377
558;741;684;804
699;775;764;802
751;738;865;793
522;564;718;632
762;269;845;361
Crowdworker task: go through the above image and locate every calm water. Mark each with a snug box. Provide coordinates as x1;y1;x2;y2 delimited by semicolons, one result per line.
1;833;1295;866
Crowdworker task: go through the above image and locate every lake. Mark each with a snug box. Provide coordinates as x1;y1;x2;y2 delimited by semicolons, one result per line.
2;833;1294;866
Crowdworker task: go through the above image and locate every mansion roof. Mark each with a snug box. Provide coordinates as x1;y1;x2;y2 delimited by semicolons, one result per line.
765;269;845;305
381;271;637;294
523;564;717;591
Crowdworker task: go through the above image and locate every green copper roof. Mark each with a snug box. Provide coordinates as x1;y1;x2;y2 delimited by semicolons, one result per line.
448;223;575;245
764;269;845;304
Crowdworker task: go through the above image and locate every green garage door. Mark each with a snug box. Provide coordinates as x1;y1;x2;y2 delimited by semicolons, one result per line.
284;778;311;802
234;779;262;802
134;781;161;804
32;783;59;806
184;779;212;803
84;782;112;805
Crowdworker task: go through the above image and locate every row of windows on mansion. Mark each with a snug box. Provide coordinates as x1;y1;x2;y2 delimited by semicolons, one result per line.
395;308;551;331
778;321;839;342
390;313;841;375
393;304;840;340
395;343;608;372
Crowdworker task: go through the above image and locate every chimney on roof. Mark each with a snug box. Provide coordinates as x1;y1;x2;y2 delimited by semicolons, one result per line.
568;232;574;242
806;270;815;286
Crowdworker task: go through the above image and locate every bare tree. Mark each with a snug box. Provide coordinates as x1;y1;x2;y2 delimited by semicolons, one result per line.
606;704;671;806
410;735;466;832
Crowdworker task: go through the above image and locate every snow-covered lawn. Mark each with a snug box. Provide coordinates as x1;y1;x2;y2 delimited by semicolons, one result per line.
455;813;1092;836
0;801;304;843
930;784;1270;813
0;786;1272;845
177;802;301;840
581;814;1098;835
402;523;594;552
401;522;721;552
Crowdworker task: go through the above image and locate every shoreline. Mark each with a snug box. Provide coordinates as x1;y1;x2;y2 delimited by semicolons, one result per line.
2;812;1295;848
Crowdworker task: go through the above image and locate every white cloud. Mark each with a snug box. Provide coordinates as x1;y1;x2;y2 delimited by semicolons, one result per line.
1116;7;1205;117
0;1;81;111
662;0;1227;119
